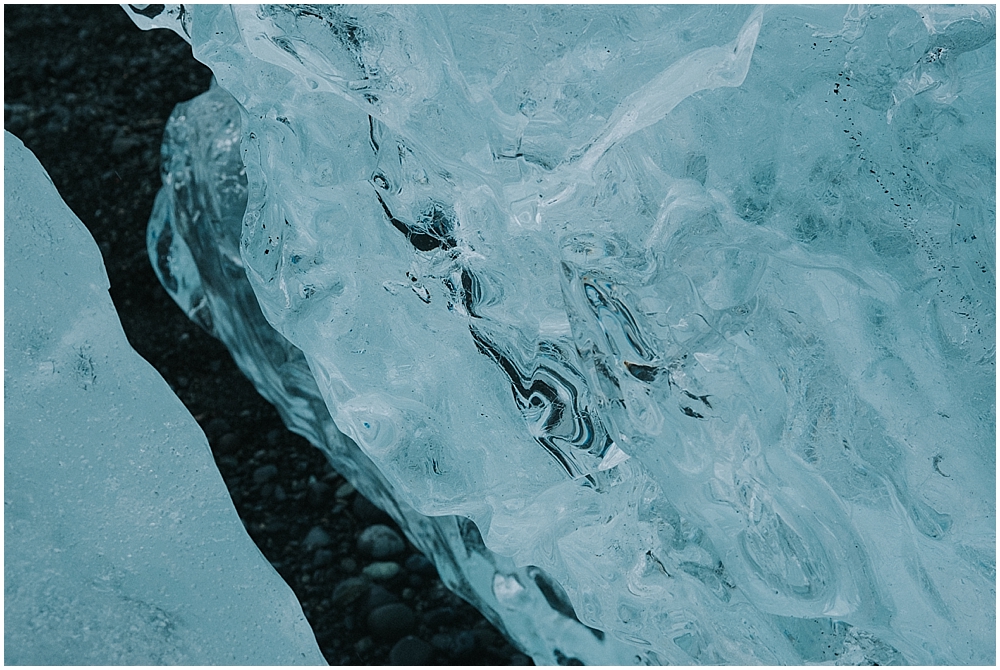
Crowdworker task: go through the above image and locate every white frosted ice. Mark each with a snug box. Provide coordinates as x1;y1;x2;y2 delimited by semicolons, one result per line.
129;4;995;665
3;131;325;665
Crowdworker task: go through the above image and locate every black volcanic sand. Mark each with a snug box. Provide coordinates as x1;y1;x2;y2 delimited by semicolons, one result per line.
5;5;532;666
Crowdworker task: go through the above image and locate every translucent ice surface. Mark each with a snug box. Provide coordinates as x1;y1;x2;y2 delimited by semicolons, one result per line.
144;76;640;668
131;4;995;665
3;131;324;665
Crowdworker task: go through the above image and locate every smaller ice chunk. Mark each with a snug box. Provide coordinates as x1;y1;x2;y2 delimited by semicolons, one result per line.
3;132;325;665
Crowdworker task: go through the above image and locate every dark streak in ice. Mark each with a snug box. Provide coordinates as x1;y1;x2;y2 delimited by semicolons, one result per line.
460;268;482;318
624;360;659;382
680;406;705;419
129;4;165;19
683;390;713;409
470;325;613;478
373;191;456;252
368;115;379;152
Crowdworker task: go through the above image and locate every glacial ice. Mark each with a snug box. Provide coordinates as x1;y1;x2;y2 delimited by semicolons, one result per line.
3;132;325;665
143;75;638;668
130;4;995;665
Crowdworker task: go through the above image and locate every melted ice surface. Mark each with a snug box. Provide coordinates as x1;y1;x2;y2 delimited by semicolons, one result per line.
131;5;995;664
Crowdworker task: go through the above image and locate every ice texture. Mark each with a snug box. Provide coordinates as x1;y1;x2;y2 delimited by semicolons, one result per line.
130;4;995;665
3;131;325;665
144;76;639;668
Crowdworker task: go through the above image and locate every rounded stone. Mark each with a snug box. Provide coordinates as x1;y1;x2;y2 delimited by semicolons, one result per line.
204;417;231;441
302;526;332;550
450;630;476;658
307;478;331;506
331;576;370;606
362;561;401;581
252;464;278;484
404;553;437;577
312;549;333;568
422;606;456;629
353;495;392;524
358;524;405;559
363;584;398;613
389;635;434;665
472;624;502;649
368;603;416;641
217;432;240;453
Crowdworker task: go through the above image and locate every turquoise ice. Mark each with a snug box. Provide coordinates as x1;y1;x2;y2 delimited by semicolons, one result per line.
132;5;995;664
3;132;324;665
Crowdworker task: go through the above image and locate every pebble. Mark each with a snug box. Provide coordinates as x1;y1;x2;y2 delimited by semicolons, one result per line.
363;584;398;612
110;133;141;156
204;417;231;442
368;602;416;640
340;557;358;573
362;561;401;581
472;624;503;649
335;481;356;498
389;635;434;665
331;577;370;606
353;495;392;524
52;53;76;76
252;464;278;484
308;480;331;507
354;637;374;654
218;455;238;470
422;606;456;629
218;432;240;453
404;553;437;577
358;524;405;559
302;526;331;550
451;630;476;657
313;549;333;567
509;652;533;665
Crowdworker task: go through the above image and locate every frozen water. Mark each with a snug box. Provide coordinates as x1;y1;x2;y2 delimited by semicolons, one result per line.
3;132;325;665
130;4;995;665
143;75;640;667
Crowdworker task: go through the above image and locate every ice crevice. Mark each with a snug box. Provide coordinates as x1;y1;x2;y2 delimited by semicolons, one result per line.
123;4;995;665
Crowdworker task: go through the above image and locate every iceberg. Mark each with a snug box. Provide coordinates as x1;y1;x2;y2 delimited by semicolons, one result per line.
129;4;995;665
3;131;325;665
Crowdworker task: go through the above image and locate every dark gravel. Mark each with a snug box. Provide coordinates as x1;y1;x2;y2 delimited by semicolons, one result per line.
4;5;531;666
